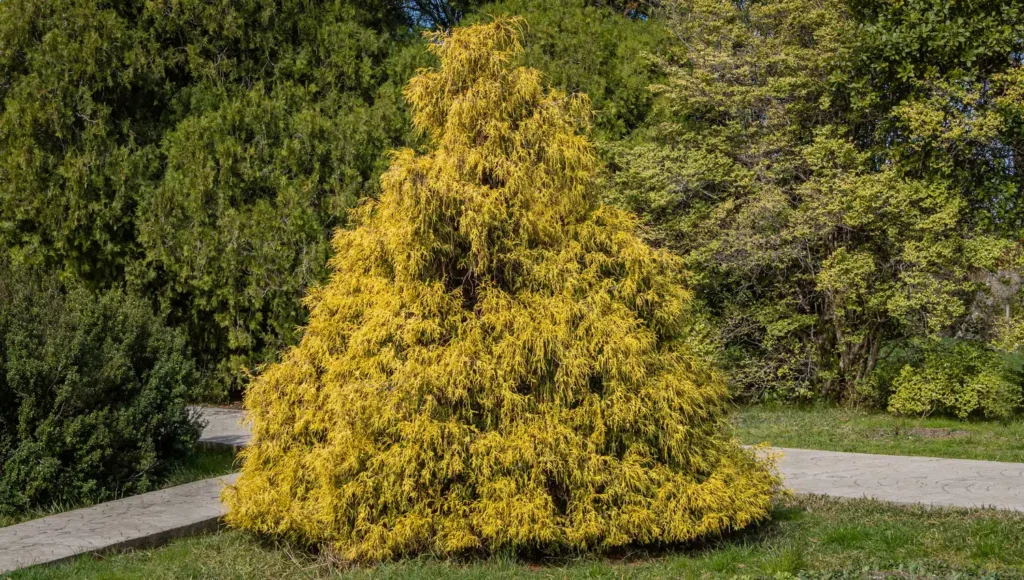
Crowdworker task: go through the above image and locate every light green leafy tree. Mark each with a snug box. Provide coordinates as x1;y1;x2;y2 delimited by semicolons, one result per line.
611;0;1017;402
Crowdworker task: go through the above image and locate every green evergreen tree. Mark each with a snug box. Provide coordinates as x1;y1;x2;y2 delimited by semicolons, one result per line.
0;0;424;397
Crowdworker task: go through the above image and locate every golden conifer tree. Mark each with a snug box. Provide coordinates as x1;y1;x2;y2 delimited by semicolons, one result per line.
225;18;778;562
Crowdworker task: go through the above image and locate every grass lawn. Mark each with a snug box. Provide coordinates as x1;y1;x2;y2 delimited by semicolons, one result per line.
0;446;237;529
734;404;1024;463
13;495;1024;579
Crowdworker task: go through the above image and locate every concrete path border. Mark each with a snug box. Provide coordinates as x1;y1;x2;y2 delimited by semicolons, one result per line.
0;409;247;575
0;474;238;574
777;447;1024;511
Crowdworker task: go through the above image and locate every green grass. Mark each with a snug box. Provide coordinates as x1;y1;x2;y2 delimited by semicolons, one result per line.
162;445;238;487
734;404;1024;463
13;495;1024;579
0;446;237;528
9;407;1024;577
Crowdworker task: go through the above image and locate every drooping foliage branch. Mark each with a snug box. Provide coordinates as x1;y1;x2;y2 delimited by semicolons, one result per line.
225;19;777;560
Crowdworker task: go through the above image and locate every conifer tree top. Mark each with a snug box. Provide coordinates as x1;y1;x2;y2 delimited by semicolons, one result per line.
377;17;603;286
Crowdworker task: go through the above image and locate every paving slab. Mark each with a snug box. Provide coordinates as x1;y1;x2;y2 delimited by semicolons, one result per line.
776;447;1024;511
0;473;238;575
195;406;251;448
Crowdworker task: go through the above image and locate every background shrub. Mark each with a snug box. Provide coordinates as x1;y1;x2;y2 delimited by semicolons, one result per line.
0;261;201;515
0;0;425;399
887;341;1022;419
609;0;1023;405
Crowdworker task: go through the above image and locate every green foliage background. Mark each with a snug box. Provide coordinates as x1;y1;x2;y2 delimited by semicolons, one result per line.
609;0;1024;411
1;0;1022;416
0;0;660;400
0;260;200;514
465;0;668;140
0;0;426;398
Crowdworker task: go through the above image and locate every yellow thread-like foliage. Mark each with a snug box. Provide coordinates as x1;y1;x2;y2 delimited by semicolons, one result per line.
224;18;779;562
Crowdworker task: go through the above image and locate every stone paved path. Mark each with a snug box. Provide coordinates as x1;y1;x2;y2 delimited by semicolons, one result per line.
0;474;238;574
777;447;1024;511
2;407;1022;574
193;406;252;448
0;409;247;575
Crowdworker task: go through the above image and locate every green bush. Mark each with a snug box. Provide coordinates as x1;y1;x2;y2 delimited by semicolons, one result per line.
887;342;1022;420
0;0;424;399
0;262;201;515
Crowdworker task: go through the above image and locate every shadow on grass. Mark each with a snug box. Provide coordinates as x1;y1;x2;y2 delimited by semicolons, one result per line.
40;494;1021;579
242;500;805;578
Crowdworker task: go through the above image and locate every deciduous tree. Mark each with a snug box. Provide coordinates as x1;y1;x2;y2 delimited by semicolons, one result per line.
611;0;1014;402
